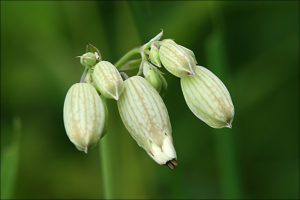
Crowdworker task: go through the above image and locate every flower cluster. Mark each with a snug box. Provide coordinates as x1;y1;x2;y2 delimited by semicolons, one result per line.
63;31;234;169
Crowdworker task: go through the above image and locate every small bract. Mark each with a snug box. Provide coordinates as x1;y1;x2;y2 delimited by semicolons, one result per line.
149;43;161;67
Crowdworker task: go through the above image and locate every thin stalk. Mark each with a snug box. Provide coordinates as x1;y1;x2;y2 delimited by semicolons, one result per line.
119;72;129;80
80;66;88;83
100;136;113;199
114;47;141;69
1;117;21;199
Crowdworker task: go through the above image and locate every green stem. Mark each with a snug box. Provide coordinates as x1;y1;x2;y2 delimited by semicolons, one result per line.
80;66;88;83
100;137;113;199
1;117;21;199
114;47;141;69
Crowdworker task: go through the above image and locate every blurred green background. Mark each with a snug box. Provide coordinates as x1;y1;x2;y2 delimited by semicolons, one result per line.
1;1;299;199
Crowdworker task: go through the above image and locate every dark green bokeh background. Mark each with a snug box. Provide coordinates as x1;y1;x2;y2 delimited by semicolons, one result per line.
1;1;299;199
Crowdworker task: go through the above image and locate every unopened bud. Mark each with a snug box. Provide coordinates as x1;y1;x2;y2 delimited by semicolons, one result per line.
63;83;106;153
149;43;161;67
178;45;197;64
117;76;177;166
181;66;234;128
146;69;162;92
159;40;196;78
80;52;97;68
142;61;162;92
93;61;124;100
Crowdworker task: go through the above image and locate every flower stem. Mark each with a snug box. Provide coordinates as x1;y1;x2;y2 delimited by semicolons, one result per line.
80;66;88;83
100;136;113;199
114;47;141;69
120;72;129;80
1;117;21;199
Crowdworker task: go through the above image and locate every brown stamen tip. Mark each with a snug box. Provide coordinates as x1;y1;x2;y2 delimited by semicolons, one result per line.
186;71;194;76
170;159;178;166
166;161;175;170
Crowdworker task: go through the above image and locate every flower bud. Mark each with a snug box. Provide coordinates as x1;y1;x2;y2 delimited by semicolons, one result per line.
146;69;162;92
159;40;196;78
80;52;97;68
142;61;162;92
149;43;161;67
63;83;106;153
117;76;177;167
178;45;197;64
92;61;124;100
181;66;234;128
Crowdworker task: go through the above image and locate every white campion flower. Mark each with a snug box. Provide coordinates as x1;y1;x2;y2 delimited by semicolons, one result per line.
93;61;124;100
159;39;196;78
181;66;234;128
117;76;178;169
63;83;106;153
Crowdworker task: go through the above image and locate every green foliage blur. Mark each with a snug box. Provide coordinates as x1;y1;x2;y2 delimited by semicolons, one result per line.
1;1;299;199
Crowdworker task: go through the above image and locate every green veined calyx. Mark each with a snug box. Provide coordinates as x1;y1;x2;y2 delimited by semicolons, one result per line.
117;76;178;169
93;61;124;100
181;66;234;128
63;83;106;153
159;39;196;78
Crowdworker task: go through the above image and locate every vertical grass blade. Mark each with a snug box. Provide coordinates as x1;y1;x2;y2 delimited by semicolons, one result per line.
206;2;243;198
1;117;21;199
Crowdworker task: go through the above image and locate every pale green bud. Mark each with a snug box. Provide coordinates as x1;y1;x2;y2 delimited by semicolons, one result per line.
117;76;177;166
178;45;197;64
146;69;162;92
142;61;162;92
181;66;234;128
93;61;124;100
149;43;161;67
159;41;196;78
63;83;106;153
80;52;97;68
